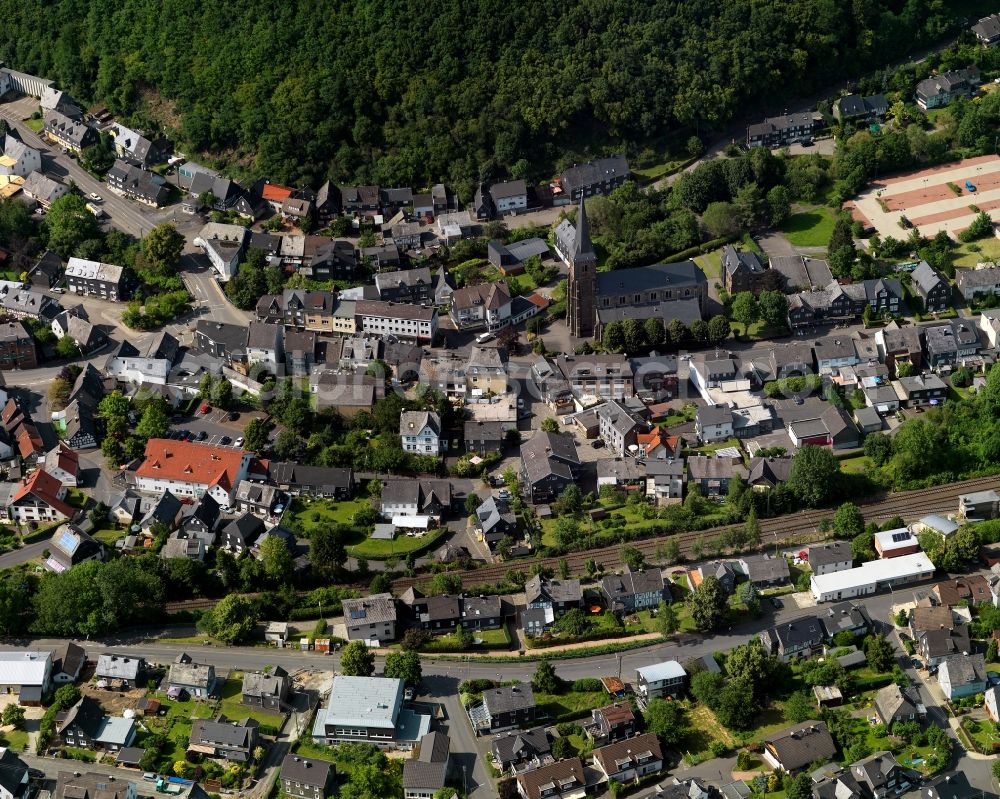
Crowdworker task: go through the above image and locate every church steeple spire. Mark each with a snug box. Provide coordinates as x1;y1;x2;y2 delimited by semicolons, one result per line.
567;195;598;339
574;194;594;259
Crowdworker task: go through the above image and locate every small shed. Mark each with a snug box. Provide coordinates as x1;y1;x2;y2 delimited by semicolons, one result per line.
265;621;288;646
116;747;144;768
135;697;160;716
813;684;843;706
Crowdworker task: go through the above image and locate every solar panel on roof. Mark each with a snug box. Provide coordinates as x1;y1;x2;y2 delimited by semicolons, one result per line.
349;609;366;619
58;529;79;553
891;532;909;542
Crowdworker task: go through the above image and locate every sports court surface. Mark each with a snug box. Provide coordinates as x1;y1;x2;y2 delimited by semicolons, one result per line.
847;155;1000;239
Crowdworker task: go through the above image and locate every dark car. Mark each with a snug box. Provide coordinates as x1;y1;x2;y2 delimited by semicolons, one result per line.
196;430;208;441
591;439;604;448
229;411;240;421
770;597;783;609
220;435;231;445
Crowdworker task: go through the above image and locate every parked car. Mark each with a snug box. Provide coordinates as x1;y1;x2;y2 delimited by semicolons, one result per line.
200;404;211;414
196;430;207;441
220;435;231;445
89;193;102;202
234;437;245;447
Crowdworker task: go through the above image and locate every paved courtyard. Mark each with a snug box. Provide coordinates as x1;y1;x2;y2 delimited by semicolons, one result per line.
849;155;1000;239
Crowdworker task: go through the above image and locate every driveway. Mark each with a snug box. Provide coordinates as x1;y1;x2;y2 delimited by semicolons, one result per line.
756;231;797;259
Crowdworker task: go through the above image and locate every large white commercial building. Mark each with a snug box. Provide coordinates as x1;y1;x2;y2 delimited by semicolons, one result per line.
811;552;935;603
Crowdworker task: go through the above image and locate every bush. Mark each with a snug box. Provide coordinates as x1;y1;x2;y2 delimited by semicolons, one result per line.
571;678;603;693
709;741;728;757
459;678;498;694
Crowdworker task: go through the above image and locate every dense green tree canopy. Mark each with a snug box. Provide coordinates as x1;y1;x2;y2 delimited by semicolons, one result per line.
0;0;964;189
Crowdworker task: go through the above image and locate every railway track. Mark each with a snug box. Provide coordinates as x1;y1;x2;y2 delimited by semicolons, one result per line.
161;475;997;612
390;474;999;591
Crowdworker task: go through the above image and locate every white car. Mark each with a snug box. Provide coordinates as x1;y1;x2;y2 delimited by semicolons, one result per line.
234;437;245;447
89;193;102;202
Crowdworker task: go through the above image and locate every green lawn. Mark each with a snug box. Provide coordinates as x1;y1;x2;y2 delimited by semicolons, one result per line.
954;238;1000;267
694;250;722;280
470;626;511;646
730;320;788;340
686;437;742;455
65;489;89;509
292;739;339;762
535;690;608;721
288;497;371;533
421;624;512;652
962;717;1000;754
780;206;837;247
218;674;284;727
346;526;447;559
633;605;697;633
839;455;869;474
661;403;698;427
91;527;125;545
684;703;738;759
632;156;691;183
0;729;28;752
24;118;43;132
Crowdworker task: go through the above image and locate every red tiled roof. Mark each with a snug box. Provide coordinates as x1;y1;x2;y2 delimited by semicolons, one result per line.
261;184;294;202
636;428;679;456
50;442;80;474
527;293;549;309
15;424;43;460
135;439;245;491
11;468;74;517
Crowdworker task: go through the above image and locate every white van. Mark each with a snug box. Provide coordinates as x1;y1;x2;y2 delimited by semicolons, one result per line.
475;332;495;344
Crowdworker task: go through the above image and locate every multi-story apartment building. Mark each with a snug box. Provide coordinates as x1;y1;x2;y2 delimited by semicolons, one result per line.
65;258;129;301
355;300;438;342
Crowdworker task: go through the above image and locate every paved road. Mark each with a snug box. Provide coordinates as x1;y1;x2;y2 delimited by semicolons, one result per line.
0;98;168;239
0;536;53;571
15;568;988;799
179;254;252;329
20;751;160;792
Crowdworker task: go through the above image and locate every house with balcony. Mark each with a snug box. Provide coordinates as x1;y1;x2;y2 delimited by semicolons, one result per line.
916;67;982;110
449;282;512;332
593;733;664;784
600;567;669;615
399;411;444;455
635;660;686;700
760;615;828;661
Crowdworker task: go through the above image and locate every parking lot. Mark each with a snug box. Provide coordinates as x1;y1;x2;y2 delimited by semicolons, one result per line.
166;406;265;447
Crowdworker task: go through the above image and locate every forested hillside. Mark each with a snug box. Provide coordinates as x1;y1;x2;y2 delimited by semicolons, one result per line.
0;0;968;191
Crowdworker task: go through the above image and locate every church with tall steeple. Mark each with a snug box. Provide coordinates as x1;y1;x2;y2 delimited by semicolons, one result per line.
566;195;597;339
